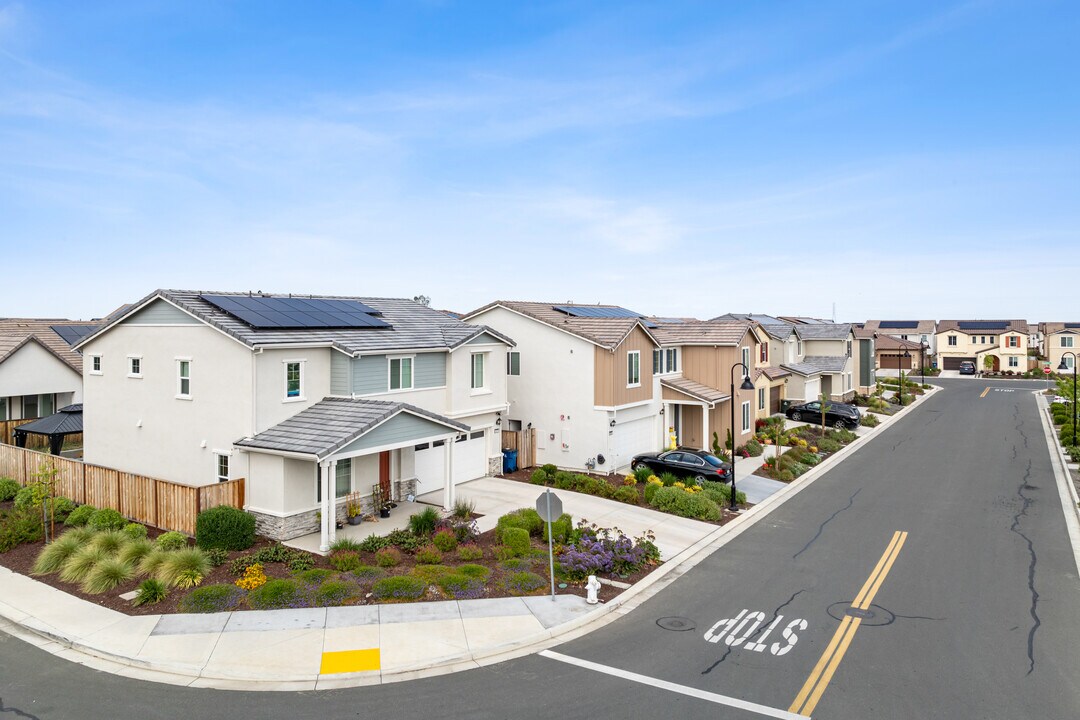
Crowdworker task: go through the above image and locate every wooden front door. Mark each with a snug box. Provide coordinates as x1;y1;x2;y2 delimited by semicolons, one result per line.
379;451;391;497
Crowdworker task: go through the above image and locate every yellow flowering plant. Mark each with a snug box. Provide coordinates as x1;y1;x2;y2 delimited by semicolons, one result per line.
235;562;267;591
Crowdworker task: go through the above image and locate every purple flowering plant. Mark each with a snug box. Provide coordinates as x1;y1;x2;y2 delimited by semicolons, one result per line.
557;520;660;582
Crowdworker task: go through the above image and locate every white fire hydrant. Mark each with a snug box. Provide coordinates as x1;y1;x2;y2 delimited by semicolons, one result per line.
586;575;601;604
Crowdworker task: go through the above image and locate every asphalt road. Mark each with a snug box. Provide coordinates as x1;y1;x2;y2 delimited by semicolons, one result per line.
2;379;1078;719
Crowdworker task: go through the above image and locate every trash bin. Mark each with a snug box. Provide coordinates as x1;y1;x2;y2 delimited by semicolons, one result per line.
502;449;518;474
780;399;792;413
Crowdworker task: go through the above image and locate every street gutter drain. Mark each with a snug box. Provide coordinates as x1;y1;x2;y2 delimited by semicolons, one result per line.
656;617;696;632
845;607;875;619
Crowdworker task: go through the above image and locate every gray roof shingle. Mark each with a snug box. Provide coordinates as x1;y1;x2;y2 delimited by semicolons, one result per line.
793;324;853;340
464;301;657;349
660;377;730;406
800;356;849;373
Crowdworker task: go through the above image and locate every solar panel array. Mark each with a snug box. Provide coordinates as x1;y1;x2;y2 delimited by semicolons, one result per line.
553;305;645;319
1065;323;1080;329
50;324;97;346
200;294;391;329
957;321;1009;330
878;321;919;329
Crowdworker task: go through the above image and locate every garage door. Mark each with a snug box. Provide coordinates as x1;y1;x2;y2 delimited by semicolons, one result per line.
414;439;447;493
611;417;657;470
880;354;908;370
770;388;781;415
415;431;488;488
942;356;975;370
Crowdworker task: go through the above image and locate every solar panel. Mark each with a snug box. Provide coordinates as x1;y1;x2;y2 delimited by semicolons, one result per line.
957;321;1009;330
50;324;97;346
553;305;645;319
1065;323;1080;329
878;321;919;329
200;294;391;329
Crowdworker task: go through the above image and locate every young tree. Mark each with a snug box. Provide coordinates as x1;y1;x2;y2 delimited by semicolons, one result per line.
818;392;832;437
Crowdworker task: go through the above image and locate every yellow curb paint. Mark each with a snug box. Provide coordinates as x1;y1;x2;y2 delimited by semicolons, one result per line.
980;387;991;398
320;648;380;674
789;531;908;717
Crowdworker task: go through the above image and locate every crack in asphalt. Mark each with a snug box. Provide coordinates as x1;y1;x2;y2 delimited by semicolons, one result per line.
793;489;861;560
701;588;808;675
0;700;40;720
1010;422;1040;677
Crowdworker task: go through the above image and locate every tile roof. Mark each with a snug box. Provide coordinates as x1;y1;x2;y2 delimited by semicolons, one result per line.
464;301;657;349
761;366;791;380
863;319;936;334
0;319;94;373
780;362;823;377
660;377;730;406
937;319;1030;334
235;397;468;459
779;316;833;325
652;320;749;346
793;323;853;340
1041;322;1080;335
710;313;785;324
800;356;850;373
873;335;924;351
758;323;796;340
78;290;514;355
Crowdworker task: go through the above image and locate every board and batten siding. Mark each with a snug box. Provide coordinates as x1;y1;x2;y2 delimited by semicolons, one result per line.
331;351;351;395
352;352;447;395
334;412;455;455
124;299;201;325
593;325;656;407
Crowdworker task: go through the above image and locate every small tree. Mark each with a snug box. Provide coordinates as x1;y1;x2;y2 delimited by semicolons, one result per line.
983;355;995;374
818;392;832;437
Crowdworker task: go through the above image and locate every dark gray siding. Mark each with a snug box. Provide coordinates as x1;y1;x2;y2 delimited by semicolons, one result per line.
124;299;200;325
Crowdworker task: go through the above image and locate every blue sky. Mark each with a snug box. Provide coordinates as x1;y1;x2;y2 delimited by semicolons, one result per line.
1;1;1077;322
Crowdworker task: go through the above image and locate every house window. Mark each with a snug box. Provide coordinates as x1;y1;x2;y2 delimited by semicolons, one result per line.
653;349;661;375
389;357;414;390
1007;336;1019;348
471;353;486;389
90;355;102;374
507;351;520;376
948;336;958;346
23;395;38;419
665;348;678;373
920;335;928;344
990;336;996;345
285;361;304;400
177;359;191;398
760;343;768;363
627;351;641;387
128;355;143;378
335;458;351;498
1063;336;1075;348
0;398;6;421
741;346;750;371
900;335;908;340
758;387;766;410
797;340;804;356
846;340;852;357
741;401;751;433
216;453;229;483
1065;356;1075;369
1008;356;1019;368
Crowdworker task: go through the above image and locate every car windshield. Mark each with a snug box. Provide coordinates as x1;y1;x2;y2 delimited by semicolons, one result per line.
703;454;726;467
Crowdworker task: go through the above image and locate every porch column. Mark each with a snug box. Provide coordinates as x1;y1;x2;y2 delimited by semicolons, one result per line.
319;461;331;553
327;459;338;547
701;404;710;453
443;437;454;510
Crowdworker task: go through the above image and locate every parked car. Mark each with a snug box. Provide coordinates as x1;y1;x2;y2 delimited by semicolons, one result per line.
785;400;861;429
959;361;976;375
630;447;732;484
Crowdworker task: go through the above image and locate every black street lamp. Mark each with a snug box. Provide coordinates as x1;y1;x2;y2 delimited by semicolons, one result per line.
920;342;927;385
1058;354;1075;446
899;351;912;406
729;362;755;511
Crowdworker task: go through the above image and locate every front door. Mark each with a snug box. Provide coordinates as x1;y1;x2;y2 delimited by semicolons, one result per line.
671;405;682;447
379;451;391;498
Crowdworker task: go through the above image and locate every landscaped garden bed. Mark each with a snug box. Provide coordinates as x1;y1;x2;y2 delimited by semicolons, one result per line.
754;423;861;482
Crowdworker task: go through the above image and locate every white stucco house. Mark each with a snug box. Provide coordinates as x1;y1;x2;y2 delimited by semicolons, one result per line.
75;290;513;549
0;318;96;422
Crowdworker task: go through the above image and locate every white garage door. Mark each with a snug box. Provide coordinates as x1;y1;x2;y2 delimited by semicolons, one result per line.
414;430;488;491
611;417;656;470
803;378;820;402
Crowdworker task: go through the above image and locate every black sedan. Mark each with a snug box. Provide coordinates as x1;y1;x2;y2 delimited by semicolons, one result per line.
630;447;731;484
785;400;861;429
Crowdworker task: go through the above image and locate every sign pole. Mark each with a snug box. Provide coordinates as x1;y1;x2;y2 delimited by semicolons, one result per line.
546;489;555;600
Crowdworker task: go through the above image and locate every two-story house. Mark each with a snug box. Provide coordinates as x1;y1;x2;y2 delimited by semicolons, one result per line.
935;320;1030;372
1041;323;1079;372
0;319;97;422
75;290;513;549
862;320;936;360
461;302;661;473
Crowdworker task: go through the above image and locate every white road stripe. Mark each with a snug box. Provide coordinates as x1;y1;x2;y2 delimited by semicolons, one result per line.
539;650;807;720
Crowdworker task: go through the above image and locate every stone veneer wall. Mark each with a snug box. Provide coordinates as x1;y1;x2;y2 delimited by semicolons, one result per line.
250;481;422;541
487;456;502;476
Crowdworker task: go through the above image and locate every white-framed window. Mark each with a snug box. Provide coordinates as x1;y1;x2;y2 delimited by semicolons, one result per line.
1008;356;1019;368
948;336;958;346
1007;336;1019;348
389;356;414;391
1065;356;1075;369
741;346;750;371
335;458;351;498
653;349;661;375
89;355;103;375
758;387;766;410
127;355;143;378
507;351;520;376
760;342;768;363
1062;336;1075;348
284;360;304;400
215;452;229;483
627;351;641;387
797;340;804;356
665;348;678;374
920;335;928;344
741;401;751;433
471;353;486;390
846;340;852;357
990;336;996;345
176;359;191;399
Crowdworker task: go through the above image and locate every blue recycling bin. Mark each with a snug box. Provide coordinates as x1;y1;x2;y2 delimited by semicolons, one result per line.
502;449;518;473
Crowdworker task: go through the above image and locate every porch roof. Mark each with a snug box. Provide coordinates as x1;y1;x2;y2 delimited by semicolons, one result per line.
660;377;730;406
235;397;468;460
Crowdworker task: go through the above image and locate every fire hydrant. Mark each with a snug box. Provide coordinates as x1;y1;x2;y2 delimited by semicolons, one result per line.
586;575;601;604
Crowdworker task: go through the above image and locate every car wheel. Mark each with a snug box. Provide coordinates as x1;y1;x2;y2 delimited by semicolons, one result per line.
791;411;802;421
833;419;845;429
694;474;707;485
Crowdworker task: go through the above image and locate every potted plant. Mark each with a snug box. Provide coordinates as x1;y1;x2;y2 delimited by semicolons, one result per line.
379;501;392;519
347;499;364;525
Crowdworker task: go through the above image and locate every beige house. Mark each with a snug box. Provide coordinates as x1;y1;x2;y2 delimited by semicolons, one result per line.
1042;323;1079;372
862;320;937;358
935;320;1031;372
872;335;924;371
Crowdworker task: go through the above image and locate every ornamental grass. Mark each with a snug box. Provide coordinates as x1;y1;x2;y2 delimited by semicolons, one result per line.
82;558;134;594
32;533;84;576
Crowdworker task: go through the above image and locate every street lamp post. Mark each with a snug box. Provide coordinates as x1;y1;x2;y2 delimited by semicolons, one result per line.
1058;354;1075;446
920;343;927;385
729;362;755;511
899;351;911;406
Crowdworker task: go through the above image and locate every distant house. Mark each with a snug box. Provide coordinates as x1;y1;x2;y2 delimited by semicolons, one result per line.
0;319;96;422
870;335;924;371
935;320;1031;372
75;290;513;549
862;320;937;358
1041;323;1080;372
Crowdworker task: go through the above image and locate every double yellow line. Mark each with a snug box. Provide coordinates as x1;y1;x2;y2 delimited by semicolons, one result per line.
789;530;909;717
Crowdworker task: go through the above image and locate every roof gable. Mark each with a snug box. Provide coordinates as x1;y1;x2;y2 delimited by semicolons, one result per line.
465;301;657;349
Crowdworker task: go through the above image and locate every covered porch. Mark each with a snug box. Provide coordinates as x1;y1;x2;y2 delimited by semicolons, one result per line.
660;377;730;451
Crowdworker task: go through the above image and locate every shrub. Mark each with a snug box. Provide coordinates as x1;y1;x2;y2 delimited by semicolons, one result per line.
330;537;364;553
248;579;305;610
64;504;95;527
744;438;764;457
0;509;43;552
92;530;127;555
82;558;134;594
234;562;268;590
122;523;148;540
500;557;531;571
553;471;575;490
542;513;573;544
700;480;731;505
530;469;549;485
1060;425;1076;444
817;438;841;453
87;508;126;532
352;565;386;584
229;553;259;576
296;568;333;586
860;414;880;428
457;544;483;561
644;480;662;504
205;547;229;567
356;534;391;553
411;564;452;584
196;506;256;551
59;545;108;583
32;532;84;575
503;571;545;596
159;548;211;588
438;573;485;600
828;428;858;444
495;508;543;542
156;531;188;551
416;545;443;564
253;543;291;563
137;549;169;578
407;506;442;537
132;578;168;606
180;584;244;613
803;453;821;467
386;529;424;553
649;486;721;521
314;579;355;606
118;538;156;566
452;497;476;519
632;465;654;483
502;527;531;557
372;575;427;601
432;529;458;553
778;470;795;482
375;546;401;567
541;463;558;476
613;486;640;505
329;549;362;572
458;563;491;580
13;486;40;511
0;478;19;502
49;496;75;518
286;551;315;572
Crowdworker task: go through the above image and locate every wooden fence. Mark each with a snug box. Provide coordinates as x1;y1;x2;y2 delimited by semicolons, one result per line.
500;428;537;469
0;443;244;535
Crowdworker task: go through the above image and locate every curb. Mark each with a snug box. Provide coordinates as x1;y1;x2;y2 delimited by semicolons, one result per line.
0;387;940;690
1033;391;1080;577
